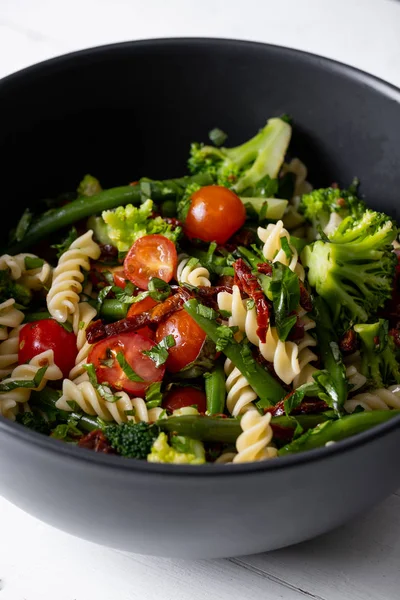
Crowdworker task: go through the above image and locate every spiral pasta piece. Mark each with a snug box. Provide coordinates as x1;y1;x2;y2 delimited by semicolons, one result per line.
0;325;23;378
214;451;237;464
224;358;257;416
46;230;101;323
344;385;400;413
56;379;160;425
292;333;318;388
0;350;63;420
69;301;97;382
218;286;301;385
258;220;305;280
0;253;52;290
176;254;211;287
0;299;25;340
233;409;278;463
280;158;313;199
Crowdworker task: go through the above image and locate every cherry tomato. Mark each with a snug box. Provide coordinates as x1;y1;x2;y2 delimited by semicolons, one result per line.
163;386;207;414
18;319;77;378
124;234;177;290
155;310;206;373
127;296;158;339
184;185;246;244
90;263;127;289
88;332;165;396
112;269;127;289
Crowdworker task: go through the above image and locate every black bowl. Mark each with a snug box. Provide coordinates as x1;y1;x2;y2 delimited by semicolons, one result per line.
1;38;400;559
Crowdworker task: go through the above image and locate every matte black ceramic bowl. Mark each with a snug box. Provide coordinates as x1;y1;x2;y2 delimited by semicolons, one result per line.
1;38;400;559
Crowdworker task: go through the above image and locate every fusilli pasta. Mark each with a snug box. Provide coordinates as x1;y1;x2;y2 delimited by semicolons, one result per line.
0;298;25;340
292;333;318;388
218;285;302;385
224;358;257;417
46;230;101;323
0;253;52;290
258;220;305;280
233;409;277;463
280;158;313;199
344;385;400;413
176;254;211;287
56;379;162;424
0;350;63;420
69;301;97;382
0;325;23;378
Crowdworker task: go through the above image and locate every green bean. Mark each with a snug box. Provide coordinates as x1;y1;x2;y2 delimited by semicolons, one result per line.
30;388;101;433
278;410;400;455
313;296;348;408
184;298;285;406
100;299;130;321
6;172;213;254
205;362;226;415
157;414;332;443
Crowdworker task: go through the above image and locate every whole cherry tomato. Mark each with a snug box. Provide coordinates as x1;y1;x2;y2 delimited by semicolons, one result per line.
184;185;246;244
163;386;207;414
18;319;77;378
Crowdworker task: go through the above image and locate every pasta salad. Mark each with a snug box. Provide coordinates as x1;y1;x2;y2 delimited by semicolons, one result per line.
1;116;399;465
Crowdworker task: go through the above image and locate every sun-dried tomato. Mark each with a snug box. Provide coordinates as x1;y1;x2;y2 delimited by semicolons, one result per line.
339;329;357;353
233;258;270;343
78;430;116;454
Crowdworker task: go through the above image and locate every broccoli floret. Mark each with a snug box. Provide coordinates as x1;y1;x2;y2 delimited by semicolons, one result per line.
77;174;102;198
147;432;206;464
354;319;400;388
16;411;51;435
88;199;182;251
302;210;397;329
299;185;366;238
188;118;292;194
0;269;31;306
104;421;159;459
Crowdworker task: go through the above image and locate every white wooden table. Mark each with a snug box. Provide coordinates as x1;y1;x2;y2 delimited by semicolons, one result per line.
1;0;400;598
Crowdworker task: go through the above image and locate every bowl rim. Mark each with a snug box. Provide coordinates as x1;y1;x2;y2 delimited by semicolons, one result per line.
1;36;400;476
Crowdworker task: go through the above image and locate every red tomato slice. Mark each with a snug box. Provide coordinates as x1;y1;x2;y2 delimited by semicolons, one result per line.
123;234;178;290
127;296;158;339
88;332;165;396
184;185;246;244
18;319;77;378
155;309;206;373
163;386;207;414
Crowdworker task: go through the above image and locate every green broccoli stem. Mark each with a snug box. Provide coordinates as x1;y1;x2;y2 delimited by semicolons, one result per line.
205;361;226;415
7;173;213;254
279;410;400;455
313;296;348;408
30;387;101;433
157;414;331;443
184;298;285;406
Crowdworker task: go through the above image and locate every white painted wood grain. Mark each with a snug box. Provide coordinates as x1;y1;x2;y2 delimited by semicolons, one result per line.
1;0;400;599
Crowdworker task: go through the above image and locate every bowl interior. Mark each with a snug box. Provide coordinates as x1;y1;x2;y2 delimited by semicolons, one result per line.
1;38;400;227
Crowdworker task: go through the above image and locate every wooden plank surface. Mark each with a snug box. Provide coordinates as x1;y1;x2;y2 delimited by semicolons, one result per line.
1;492;400;600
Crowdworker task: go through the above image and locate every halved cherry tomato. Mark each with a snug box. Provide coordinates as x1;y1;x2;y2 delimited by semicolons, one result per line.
90;263;127;289
155;309;206;373
18;319;77;378
184;185;246;244
124;234;177;290
163;386;207;414
88;332;165;396
127;296;158;339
